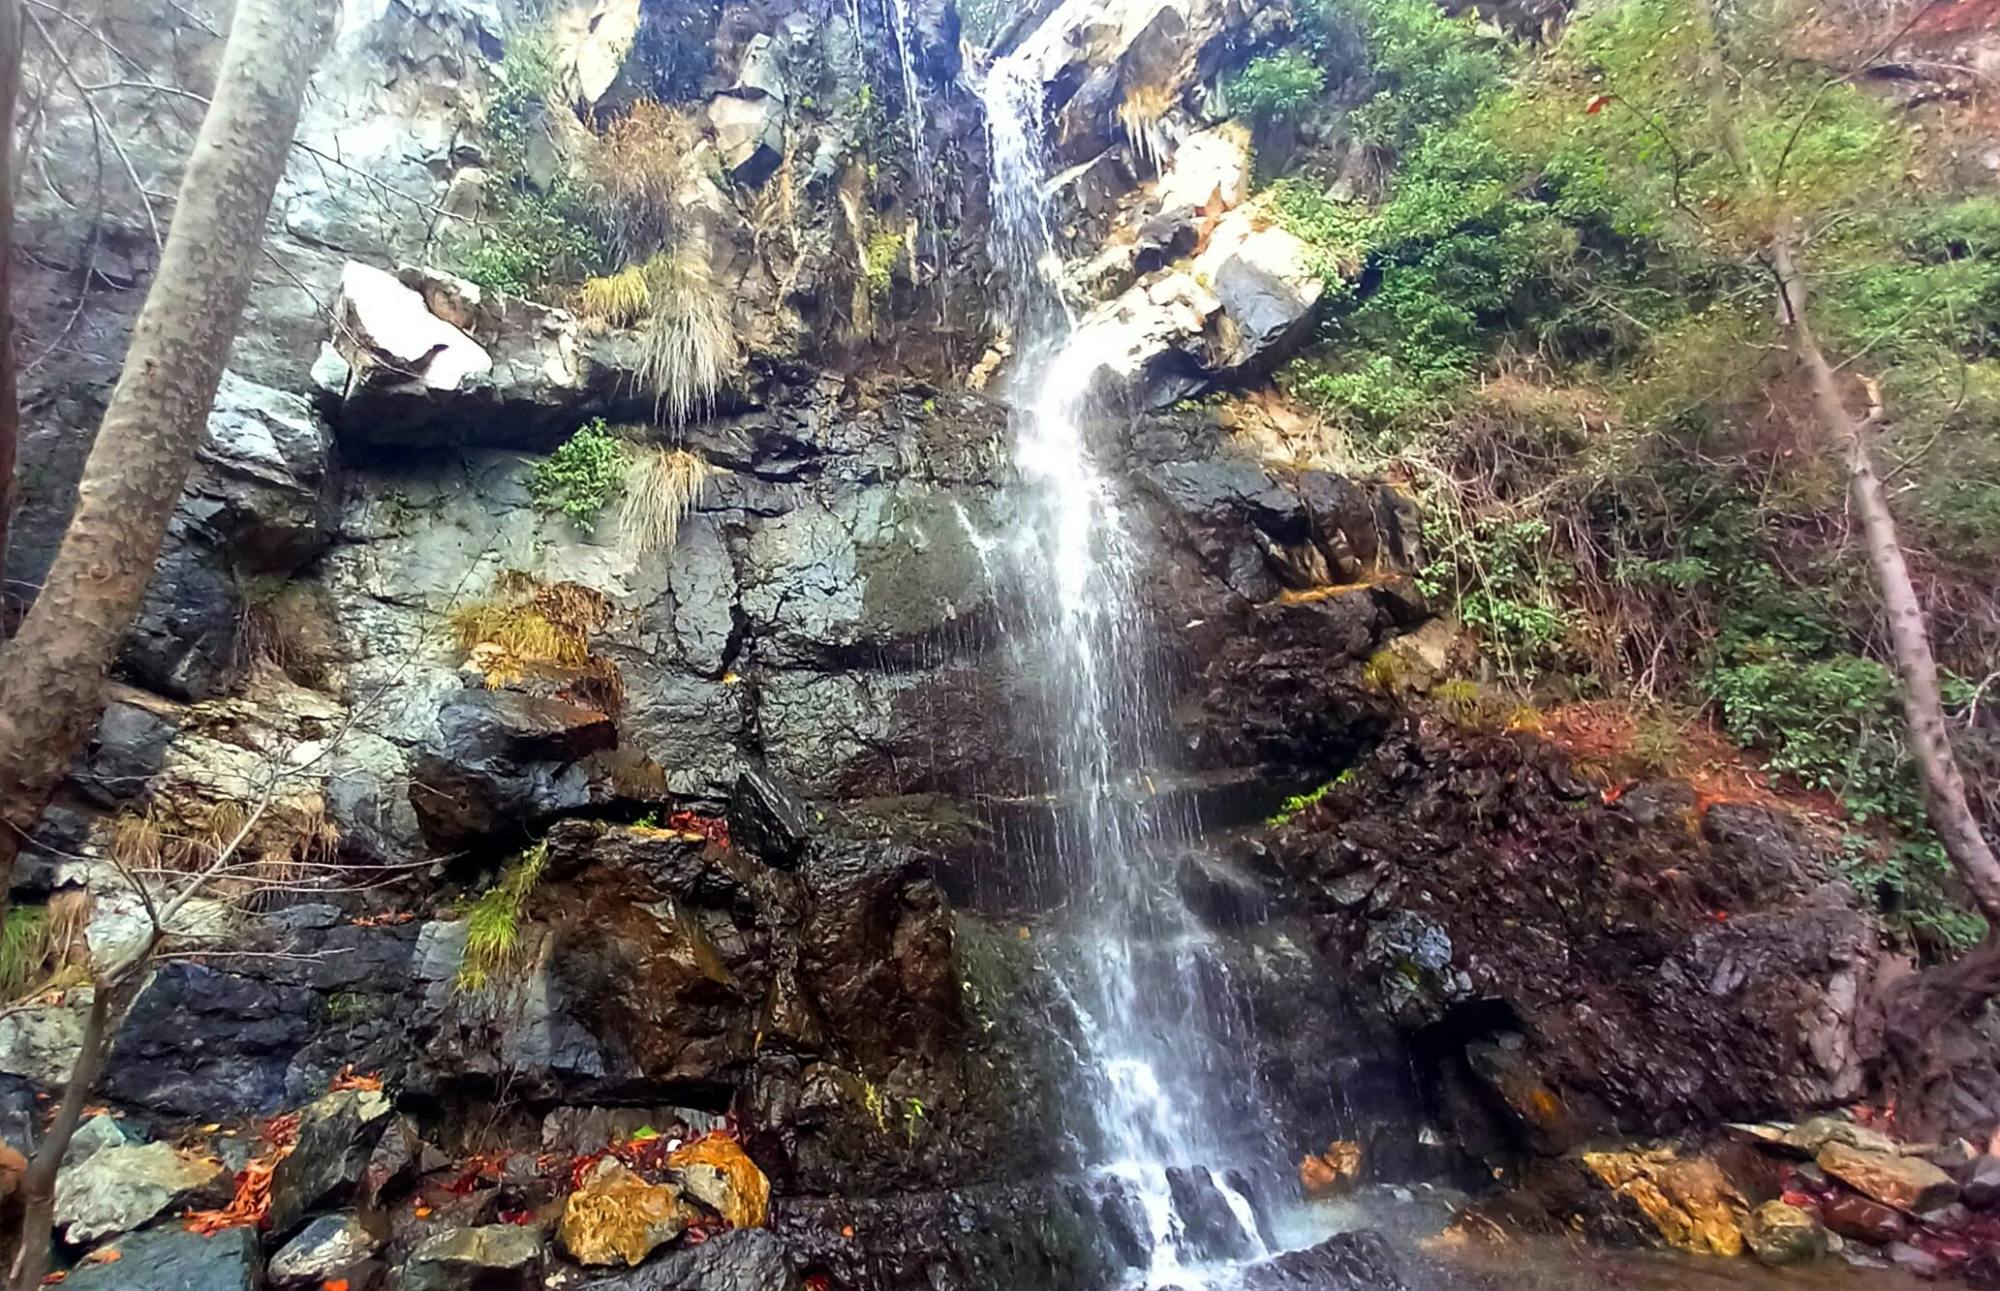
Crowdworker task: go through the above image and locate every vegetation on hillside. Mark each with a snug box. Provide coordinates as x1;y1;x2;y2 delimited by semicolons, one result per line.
1259;0;2000;952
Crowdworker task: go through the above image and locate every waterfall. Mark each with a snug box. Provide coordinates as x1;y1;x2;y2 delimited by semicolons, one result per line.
980;52;1273;1291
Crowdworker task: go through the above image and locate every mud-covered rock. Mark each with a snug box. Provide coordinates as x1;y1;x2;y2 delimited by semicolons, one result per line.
1742;1199;1825;1265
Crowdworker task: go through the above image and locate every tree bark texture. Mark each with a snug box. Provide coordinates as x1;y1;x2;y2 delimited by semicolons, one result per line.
0;0;22;622
0;0;335;905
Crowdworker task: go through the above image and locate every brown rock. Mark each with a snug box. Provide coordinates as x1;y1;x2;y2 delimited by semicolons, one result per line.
1300;1141;1362;1200
1821;1192;1908;1245
666;1134;769;1230
557;1158;697;1267
1818;1142;1959;1214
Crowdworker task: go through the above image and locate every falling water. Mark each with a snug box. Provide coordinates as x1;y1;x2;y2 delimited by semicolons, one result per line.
980;52;1272;1290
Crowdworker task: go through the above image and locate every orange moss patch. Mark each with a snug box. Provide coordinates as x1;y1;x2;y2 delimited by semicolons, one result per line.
666;1134;769;1229
1537;701;1844;820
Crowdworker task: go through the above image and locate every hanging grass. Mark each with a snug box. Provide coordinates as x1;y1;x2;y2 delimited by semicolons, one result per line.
619;445;714;555
582;99;702;263
639;250;732;427
456;840;550;992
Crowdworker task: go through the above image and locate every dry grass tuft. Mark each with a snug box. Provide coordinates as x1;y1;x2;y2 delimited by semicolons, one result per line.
619;445;714;555
639;249;733;427
574;265;652;326
1118;82;1176;171
450;576;614;691
584;99;702;262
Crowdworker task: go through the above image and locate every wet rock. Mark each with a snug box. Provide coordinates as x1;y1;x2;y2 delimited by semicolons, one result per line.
1742;1200;1825;1266
1164;1166;1259;1262
1193;211;1324;373
1964;1155;2000;1209
62;1226;259;1291
266;1087;393;1235
559;1157;698;1267
1362;910;1473;1029
1887;1242;1945;1277
1822;1192;1908;1245
577;1226;800;1290
1236;1229;1408;1290
0;993;89;1085
73;700;180;807
269;1211;379;1287
729;768;813;867
331;261;490;397
402;1224;545;1291
105;962;320;1117
1580;1148;1746;1256
65;1114;133;1165
1818;1142;1958;1214
411;692;617;848
667;1134;770;1230
54;1140;229;1243
1301;1141;1363;1200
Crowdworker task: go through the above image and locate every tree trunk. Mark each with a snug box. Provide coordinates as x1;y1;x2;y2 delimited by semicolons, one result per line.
0;0;21;624
4;982;120;1291
0;0;335;909
1770;222;2000;1134
1768;225;2000;922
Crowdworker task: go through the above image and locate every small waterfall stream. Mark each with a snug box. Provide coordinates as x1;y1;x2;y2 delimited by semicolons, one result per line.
979;54;1274;1291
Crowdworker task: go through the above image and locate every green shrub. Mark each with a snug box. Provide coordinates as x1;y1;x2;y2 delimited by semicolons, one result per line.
448;32;604;297
531;419;626;521
1310;0;1505;151
1228;51;1326;124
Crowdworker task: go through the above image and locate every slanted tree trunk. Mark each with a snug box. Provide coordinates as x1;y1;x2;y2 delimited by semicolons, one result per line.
0;0;22;622
1769;222;2000;1131
0;0;335;919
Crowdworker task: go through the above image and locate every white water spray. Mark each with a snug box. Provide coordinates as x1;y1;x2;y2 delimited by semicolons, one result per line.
979;44;1271;1291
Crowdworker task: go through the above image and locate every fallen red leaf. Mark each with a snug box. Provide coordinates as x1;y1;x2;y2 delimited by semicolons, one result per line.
328;1065;383;1093
77;1250;120;1266
1585;93;1613;114
323;1280;351;1291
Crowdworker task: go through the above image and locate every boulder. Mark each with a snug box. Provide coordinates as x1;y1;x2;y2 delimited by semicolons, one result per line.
53;1141;228;1243
64;1115;133;1165
332;261;490;395
576;1226;800;1290
1778;1116;1899;1158
403;1224;545;1291
265;1087;393;1235
62;1226;259;1291
709;93;784;186
559;1157;699;1267
1818;1142;1959;1214
268;1211;380;1288
1190;209;1324;374
1164;1166;1258;1262
1361;910;1473;1029
1741;1200;1825;1266
1235;1229;1408;1291
73;700;181;808
1580;1148;1746;1257
411;693;618;848
729;768;813;866
667;1134;770;1230
1300;1141;1362;1200
1965;1155;2000;1209
1821;1192;1908;1245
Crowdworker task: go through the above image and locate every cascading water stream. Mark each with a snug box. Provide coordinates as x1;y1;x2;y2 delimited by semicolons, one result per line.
979;52;1273;1290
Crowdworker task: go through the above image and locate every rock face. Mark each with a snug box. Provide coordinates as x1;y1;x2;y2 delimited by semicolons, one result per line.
1270;727;1882;1162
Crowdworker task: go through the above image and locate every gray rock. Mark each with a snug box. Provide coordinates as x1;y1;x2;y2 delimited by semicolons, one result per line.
403;1224;545;1291
269;1211;380;1287
62;1226;259;1291
1965;1154;2000;1209
0;992;90;1087
266;1087;393;1235
64;1114;133;1166
106;963;319;1117
709;93;784;186
73;701;180;807
1362;910;1473;1029
576;1227;801;1290
53;1141;228;1243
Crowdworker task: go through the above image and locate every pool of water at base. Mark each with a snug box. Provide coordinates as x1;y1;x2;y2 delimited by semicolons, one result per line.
1261;1188;1938;1291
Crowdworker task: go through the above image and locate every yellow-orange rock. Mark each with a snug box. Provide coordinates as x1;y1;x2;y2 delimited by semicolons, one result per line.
1301;1140;1363;1199
1582;1148;1746;1257
667;1134;770;1229
558;1157;698;1267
